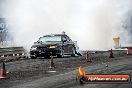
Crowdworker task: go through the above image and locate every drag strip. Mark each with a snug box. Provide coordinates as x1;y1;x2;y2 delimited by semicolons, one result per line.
9;56;132;88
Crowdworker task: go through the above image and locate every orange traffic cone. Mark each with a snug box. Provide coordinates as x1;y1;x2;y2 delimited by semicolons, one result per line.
49;56;55;68
127;48;131;55
85;52;92;62
109;49;114;58
0;62;8;79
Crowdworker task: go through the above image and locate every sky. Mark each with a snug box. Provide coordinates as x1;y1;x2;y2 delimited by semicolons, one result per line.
0;0;132;50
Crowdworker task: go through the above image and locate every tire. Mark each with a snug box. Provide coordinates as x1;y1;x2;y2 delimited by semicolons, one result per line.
57;49;64;58
57;52;64;58
57;54;62;58
45;55;50;59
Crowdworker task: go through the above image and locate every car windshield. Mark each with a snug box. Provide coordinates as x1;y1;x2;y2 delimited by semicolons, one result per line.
38;35;61;42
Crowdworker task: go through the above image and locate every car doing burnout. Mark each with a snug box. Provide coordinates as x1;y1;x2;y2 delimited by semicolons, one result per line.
30;33;80;59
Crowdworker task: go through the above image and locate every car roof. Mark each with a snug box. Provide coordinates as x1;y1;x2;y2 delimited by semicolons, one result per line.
43;34;67;37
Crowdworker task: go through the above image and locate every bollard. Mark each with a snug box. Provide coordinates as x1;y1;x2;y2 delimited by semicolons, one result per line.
0;62;8;79
127;48;131;55
85;52;92;62
49;55;55;69
109;49;114;58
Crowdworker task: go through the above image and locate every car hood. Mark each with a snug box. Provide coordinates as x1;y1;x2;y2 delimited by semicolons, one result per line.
31;42;62;47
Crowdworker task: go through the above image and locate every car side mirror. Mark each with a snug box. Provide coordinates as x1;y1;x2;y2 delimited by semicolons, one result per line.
37;41;40;43
63;39;67;43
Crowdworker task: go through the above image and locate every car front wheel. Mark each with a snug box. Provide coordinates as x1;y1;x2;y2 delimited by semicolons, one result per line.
57;49;64;58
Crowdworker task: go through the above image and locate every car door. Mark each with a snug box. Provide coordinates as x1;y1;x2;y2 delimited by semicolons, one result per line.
66;36;75;54
62;35;74;54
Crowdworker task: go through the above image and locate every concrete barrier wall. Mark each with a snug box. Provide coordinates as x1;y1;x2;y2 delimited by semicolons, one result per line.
0;47;27;62
82;50;127;58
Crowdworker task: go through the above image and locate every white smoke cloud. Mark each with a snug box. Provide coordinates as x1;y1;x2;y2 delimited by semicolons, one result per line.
1;0;132;50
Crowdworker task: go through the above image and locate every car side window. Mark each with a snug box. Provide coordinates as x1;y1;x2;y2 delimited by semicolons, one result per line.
62;36;67;42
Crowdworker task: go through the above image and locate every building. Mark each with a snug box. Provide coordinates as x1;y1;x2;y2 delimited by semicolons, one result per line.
0;18;13;47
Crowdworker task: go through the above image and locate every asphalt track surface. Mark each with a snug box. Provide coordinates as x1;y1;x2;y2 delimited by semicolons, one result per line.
0;55;132;88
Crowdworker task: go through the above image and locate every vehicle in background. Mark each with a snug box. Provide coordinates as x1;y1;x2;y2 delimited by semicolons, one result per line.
30;32;81;59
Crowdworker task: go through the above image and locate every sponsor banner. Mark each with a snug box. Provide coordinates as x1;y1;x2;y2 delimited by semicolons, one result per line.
85;74;130;83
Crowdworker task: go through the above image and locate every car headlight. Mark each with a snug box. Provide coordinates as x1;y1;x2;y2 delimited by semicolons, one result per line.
49;45;56;48
30;47;37;51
